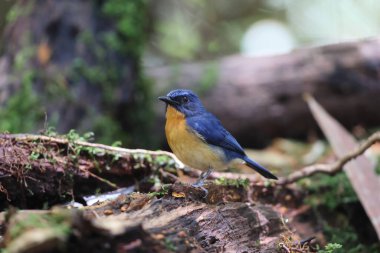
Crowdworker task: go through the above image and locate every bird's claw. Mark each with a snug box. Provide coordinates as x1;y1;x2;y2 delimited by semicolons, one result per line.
191;183;208;198
192;180;203;188
191;168;213;198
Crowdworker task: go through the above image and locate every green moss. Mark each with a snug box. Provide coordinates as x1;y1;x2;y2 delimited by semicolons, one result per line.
164;238;177;252
375;156;380;175
9;212;71;241
154;155;177;170
2;0;152;148
303;172;380;253
304;172;358;210
71;58;119;104
67;0;154;147
103;0;154;146
70;54;151;146
318;243;343;253
0;45;44;132
102;32;123;51
0;75;43;132
321;224;380;253
77;30;94;45
214;177;250;188
6;1;34;23
148;184;170;198
102;0;147;56
127;78;155;147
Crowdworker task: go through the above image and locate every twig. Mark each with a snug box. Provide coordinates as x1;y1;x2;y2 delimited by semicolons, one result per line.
280;131;380;184
158;168;179;183
278;243;291;253
83;169;118;189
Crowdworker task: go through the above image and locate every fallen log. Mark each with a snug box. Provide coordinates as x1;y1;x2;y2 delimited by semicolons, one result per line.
0;133;179;209
0;133;319;252
0;133;306;210
1;184;313;253
148;37;380;146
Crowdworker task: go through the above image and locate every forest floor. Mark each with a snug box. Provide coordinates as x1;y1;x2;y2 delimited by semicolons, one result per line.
0;131;379;253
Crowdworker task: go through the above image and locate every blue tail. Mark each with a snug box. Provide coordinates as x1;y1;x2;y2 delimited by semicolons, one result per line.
243;156;278;180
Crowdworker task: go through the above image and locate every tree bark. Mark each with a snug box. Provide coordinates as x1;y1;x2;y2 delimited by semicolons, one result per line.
148;37;380;147
1;190;288;253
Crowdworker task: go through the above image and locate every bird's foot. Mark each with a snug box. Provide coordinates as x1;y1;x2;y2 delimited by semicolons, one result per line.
191;183;208;198
191;168;213;197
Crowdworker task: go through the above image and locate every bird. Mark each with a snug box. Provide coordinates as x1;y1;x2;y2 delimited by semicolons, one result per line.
159;89;278;187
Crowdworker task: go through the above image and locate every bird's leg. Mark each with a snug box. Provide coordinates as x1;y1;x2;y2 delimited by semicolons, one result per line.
192;168;213;197
193;167;213;187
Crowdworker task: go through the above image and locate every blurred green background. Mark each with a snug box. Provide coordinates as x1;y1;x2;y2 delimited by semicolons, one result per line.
145;0;380;62
1;0;380;147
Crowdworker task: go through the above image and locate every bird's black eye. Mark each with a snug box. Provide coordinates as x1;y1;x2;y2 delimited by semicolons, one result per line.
182;96;189;103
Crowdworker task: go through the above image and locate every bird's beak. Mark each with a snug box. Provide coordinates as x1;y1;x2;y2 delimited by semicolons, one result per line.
158;96;179;106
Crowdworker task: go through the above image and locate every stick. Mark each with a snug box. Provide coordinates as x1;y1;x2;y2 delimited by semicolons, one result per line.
279;131;380;184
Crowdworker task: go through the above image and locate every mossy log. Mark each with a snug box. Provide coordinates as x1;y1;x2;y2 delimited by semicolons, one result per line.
0;133;178;209
0;134;306;210
0;134;317;252
1;185;297;253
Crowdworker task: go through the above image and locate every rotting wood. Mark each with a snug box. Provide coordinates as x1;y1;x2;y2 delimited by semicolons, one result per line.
0;133;181;209
1;183;310;253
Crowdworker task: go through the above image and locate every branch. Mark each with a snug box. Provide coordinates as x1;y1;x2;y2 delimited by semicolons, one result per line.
279;131;380;184
3;133;185;168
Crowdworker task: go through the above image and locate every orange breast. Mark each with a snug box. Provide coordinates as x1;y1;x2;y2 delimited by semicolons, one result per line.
164;106;226;171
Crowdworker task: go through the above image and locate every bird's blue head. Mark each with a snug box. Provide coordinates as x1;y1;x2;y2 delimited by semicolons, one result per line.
159;89;205;117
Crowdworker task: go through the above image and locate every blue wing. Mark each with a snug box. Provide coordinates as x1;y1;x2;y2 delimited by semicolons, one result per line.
187;113;278;180
186;113;245;158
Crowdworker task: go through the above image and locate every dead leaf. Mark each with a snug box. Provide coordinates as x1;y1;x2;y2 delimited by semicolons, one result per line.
103;209;113;216
172;192;186;198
